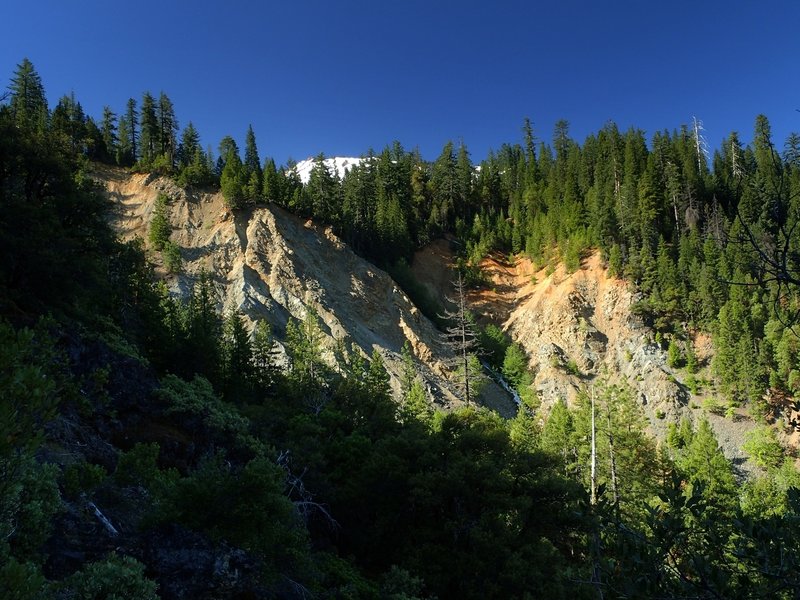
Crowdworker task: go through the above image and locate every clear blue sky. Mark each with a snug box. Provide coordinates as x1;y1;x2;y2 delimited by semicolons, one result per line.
2;0;799;164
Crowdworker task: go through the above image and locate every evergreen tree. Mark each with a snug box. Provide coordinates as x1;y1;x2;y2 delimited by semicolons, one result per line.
8;58;47;132
440;272;483;404
117;98;138;166
138;92;158;165
678;419;737;512
251;320;278;388
148;193;171;251
218;137;246;209
51;92;86;155
261;157;281;203
176;122;200;170
243;124;262;180
285;308;328;389
306;154;338;221
242;126;262;203
157;91;178;167
429;141;458;233
184;271;221;382
100;106;117;163
220;310;254;402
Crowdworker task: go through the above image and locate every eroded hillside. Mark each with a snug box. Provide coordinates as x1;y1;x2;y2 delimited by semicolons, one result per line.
415;243;760;472
101;166;516;416
100;166;761;469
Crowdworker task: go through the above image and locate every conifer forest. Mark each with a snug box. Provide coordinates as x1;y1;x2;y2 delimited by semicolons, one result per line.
3;57;800;599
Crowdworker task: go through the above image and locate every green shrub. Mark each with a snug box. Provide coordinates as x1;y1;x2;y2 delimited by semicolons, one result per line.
162;240;182;273
64;553;158;600
743;426;784;470
0;557;48;600
667;340;683;368
565;359;581;377
62;460;107;498
7;461;61;564
114;442;177;491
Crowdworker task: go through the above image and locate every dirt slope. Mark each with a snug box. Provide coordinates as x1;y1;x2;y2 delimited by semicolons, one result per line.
415;244;759;473
100;167;517;417
100;166;760;468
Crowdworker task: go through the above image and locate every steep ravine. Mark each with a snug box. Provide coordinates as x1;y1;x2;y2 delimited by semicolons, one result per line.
416;245;760;474
101;167;759;470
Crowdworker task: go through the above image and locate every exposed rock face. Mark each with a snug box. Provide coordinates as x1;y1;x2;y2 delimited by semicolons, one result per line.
465;254;687;434
465;252;758;472
101;167;517;417
100;167;757;467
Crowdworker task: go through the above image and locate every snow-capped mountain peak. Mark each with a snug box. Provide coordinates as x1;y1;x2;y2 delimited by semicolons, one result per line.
293;156;364;184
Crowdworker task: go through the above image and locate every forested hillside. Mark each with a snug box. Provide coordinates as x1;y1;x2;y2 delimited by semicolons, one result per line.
3;57;800;599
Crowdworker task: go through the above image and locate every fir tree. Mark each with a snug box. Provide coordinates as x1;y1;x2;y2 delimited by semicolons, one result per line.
243;124;262;181
157;91;178;167
8;58;47;132
440;271;483;404
138;92;158;165
100;106;117;163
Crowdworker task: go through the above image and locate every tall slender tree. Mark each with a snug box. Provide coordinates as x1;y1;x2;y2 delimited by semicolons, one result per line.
138;92;158;165
100;106;117;163
440;271;483;404
8;58;47;132
117;98;138;166
157;91;178;167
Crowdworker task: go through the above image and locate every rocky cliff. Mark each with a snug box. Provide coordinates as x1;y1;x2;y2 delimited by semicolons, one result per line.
467;251;758;471
101;167;757;469
101;166;517;416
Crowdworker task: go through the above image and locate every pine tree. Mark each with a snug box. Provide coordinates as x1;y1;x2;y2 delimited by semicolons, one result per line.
440;271;483;404
8;58;47;132
307;154;338;221
243;125;262;181
157;91;178;167
678;419;737;513
455;142;475;221
429;141;458;233
285;308;327;387
117;98;138;166
184;271;221;382
262;158;281;203
219;137;246;209
138;92;158;166
148;194;171;251
251;320;279;388
176;122;200;170
100;106;117;163
220;310;254;402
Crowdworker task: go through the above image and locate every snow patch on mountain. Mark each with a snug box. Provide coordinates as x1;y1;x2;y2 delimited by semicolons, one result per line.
294;156;364;184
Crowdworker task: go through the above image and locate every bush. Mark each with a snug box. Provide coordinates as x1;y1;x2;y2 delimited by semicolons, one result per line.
743;426;784;470
480;324;510;369
114;442;177;491
667;340;683;368
162;240;182;273
7;461;61;564
64;553;159;600
0;557;48;600
62;460;107;499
